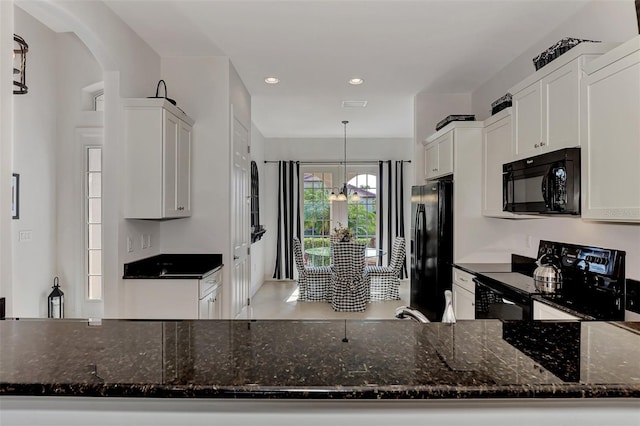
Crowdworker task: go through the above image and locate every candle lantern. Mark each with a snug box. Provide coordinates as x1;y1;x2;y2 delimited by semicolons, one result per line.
47;277;64;319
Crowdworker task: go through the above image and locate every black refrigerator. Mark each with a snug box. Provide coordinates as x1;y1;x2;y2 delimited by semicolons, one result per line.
410;180;454;322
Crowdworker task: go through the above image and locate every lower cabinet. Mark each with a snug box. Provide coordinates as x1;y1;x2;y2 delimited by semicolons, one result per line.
452;268;475;320
124;279;199;319
532;300;580;320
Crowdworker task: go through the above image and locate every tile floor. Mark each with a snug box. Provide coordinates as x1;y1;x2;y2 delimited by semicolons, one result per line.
242;280;410;320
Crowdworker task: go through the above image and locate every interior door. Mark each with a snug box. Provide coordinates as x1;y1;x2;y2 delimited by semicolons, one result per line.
232;113;250;318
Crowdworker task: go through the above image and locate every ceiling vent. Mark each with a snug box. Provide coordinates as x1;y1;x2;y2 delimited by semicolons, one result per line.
341;100;368;108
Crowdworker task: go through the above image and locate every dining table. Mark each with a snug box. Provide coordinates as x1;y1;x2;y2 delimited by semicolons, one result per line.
305;246;385;266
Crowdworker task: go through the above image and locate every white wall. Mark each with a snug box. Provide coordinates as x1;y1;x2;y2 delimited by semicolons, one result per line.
413;93;472;184
54;32;103;318
11;8;58;317
0;2;13;315
469;0;640;280
472;1;639;120
2;0;162;318
157;56;230;257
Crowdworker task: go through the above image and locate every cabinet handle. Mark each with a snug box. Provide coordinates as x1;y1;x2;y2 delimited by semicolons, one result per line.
534;143;540;148
540;141;546;146
459;277;467;282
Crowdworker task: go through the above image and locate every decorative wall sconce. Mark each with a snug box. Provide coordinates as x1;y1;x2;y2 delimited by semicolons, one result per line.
13;34;28;95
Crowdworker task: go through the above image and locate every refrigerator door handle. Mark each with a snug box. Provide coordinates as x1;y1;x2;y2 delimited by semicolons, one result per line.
415;205;425;261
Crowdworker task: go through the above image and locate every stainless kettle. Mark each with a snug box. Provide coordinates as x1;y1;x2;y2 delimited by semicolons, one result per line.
533;254;562;294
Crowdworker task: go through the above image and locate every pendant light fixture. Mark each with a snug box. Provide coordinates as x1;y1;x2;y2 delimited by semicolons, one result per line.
329;121;360;202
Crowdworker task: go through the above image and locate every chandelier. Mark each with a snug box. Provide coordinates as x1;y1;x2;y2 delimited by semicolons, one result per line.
329;120;360;202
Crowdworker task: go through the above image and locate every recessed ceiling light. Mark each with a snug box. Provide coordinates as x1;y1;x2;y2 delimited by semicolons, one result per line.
349;78;364;85
264;77;280;84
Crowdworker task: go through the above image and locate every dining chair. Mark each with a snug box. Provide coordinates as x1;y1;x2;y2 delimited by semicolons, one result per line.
364;236;406;301
293;237;332;301
330;241;368;312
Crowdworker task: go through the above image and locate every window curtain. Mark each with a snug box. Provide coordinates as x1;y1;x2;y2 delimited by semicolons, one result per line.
377;160;408;279
272;161;301;279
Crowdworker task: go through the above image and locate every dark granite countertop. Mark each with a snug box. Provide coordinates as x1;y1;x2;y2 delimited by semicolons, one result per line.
454;263;513;274
123;253;223;279
1;319;639;399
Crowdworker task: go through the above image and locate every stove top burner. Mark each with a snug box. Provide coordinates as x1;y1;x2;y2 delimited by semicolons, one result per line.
535;240;626;320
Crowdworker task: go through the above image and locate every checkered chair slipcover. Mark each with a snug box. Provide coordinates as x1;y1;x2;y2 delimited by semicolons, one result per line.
364;237;406;301
330;242;368;312
293;237;333;301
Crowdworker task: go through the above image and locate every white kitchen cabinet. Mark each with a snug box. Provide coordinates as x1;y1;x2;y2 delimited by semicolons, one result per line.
533;300;580;320
124;98;194;219
423;121;483;181
424;130;453;180
580;36;640;222
452;267;475;320
199;268;223;319
510;43;616;161
482;109;513;218
124;278;200;319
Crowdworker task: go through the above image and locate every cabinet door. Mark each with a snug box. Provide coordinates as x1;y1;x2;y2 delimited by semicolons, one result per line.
163;112;191;218
532;300;579;320
177;120;192;216
124;279;199;319
163;111;180;217
581;49;640;222
482;115;512;217
452;284;475;320
437;132;454;176
543;60;580;151
424;142;439;179
513;82;542;159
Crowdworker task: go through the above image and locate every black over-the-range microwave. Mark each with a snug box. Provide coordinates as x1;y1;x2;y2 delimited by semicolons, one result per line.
503;147;580;215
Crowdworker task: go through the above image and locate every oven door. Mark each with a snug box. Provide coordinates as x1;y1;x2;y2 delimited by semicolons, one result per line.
503;161;550;214
474;279;531;321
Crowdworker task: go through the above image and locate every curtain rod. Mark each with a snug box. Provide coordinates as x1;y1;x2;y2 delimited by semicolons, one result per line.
264;160;411;164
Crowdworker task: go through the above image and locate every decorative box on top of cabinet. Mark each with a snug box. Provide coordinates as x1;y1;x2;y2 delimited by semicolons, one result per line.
423;121;483;180
124;98;194;219
580;36;640;222
509;42;618;161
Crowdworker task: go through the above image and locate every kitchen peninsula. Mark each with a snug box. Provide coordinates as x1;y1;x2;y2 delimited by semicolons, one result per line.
1;318;639;424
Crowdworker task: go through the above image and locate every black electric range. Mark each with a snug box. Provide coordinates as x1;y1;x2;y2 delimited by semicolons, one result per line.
473;241;626;321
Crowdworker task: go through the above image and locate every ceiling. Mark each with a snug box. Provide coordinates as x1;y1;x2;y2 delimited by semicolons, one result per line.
100;1;589;138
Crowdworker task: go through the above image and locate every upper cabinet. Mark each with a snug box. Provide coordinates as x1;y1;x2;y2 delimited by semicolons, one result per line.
124;99;194;219
423;121;482;180
424;130;453;180
580;36;640;222
510;43;617;161
481;108;514;218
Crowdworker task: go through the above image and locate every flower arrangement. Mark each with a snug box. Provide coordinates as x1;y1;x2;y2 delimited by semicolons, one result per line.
332;222;353;242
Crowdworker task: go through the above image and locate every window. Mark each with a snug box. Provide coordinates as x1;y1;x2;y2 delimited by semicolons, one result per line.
86;147;102;300
93;91;104;112
347;173;377;245
302;166;377;266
